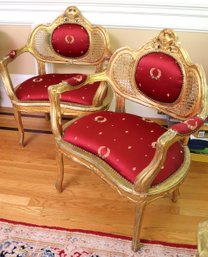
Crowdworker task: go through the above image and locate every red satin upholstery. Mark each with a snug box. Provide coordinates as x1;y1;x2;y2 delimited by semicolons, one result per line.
51;24;89;58
63;111;184;186
7;50;17;59
135;52;183;103
15;74;100;105
171;116;204;134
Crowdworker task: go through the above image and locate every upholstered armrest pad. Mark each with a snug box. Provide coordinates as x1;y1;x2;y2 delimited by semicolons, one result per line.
171;116;204;135
7;50;17;59
1;48;26;64
64;74;87;86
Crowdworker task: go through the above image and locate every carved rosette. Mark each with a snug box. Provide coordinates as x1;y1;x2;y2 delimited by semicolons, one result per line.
152;28;179;53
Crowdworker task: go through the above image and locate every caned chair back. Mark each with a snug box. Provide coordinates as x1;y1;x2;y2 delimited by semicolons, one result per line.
107;29;206;120
28;6;111;68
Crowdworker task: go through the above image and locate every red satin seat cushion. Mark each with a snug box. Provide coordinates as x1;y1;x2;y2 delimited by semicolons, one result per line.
63;111;184;186
15;73;100;105
135;52;183;103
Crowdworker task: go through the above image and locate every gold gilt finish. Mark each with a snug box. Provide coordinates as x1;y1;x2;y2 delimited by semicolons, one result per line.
109;29;206;120
48;29;208;252
197;220;208;257
0;6;113;146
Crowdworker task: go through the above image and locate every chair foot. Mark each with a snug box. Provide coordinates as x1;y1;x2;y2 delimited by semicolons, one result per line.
55;151;64;192
55;182;62;193
19;132;25;147
132;241;143;252
171;188;180;203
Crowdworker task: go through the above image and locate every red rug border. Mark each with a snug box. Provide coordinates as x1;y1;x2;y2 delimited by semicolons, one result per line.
0;218;197;250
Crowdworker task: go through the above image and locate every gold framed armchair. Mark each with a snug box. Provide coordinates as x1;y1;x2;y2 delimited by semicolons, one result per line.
48;29;208;252
0;6;113;146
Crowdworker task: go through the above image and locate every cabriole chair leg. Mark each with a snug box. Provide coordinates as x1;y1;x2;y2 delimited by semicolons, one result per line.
13;108;24;147
55;150;64;193
132;201;146;252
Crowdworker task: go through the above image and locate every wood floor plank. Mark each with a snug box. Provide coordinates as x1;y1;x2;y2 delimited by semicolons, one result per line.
0;193;30;205
0;110;208;246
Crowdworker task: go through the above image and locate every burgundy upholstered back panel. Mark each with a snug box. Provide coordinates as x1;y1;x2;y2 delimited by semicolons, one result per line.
135;52;183;103
51;23;90;58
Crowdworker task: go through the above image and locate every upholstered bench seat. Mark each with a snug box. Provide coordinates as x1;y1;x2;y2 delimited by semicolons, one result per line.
63;111;184;186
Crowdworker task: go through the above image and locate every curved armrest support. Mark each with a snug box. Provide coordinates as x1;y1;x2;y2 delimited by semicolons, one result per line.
1;46;27;66
0;46;28;101
134;129;182;193
135;110;208;193
48;82;70;140
48;71;108;139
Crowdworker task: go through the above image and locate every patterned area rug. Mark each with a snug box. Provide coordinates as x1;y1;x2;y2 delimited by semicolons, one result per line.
0;219;197;257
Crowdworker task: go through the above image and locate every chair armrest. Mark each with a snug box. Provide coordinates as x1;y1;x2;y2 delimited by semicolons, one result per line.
134;115;207;193
0;46;27;66
170;116;205;136
0;46;28;101
48;71;108;139
134;128;180;193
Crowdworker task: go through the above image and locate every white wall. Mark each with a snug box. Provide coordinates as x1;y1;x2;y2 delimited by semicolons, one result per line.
0;1;208;31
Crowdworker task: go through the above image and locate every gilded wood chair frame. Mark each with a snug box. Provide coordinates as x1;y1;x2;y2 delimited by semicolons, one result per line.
197;220;208;257
48;29;208;251
0;6;113;146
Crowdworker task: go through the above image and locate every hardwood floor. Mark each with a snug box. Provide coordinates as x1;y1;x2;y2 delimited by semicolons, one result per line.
0;107;208;246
